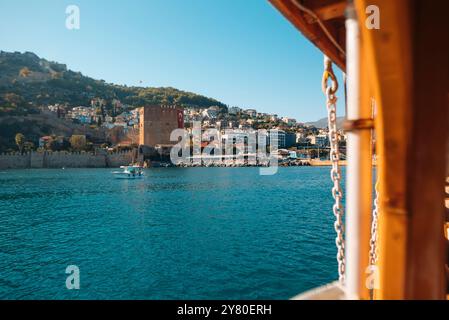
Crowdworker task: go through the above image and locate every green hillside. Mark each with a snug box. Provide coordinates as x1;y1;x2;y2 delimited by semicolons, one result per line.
0;51;227;117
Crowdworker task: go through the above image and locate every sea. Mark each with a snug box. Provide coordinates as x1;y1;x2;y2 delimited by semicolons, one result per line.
0;167;343;299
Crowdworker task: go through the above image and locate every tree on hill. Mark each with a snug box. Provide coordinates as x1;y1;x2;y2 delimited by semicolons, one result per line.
69;135;86;151
46;137;59;151
15;133;25;154
23;141;35;152
4;93;23;105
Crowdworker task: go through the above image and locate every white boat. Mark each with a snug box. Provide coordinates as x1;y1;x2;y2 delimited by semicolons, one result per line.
112;166;144;179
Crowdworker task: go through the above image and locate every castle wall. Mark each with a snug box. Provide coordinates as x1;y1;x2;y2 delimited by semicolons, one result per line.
44;152;106;168
0;153;31;169
30;152;44;168
0;151;134;169
106;151;134;168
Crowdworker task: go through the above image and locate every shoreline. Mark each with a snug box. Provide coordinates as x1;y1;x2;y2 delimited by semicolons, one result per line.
0;160;350;170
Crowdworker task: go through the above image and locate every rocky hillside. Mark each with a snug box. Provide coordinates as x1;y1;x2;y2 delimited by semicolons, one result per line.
0;51;228;152
0;51;227;117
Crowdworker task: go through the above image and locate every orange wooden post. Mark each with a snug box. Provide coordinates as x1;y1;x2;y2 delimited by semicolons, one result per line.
356;0;449;299
404;0;448;299
355;0;413;299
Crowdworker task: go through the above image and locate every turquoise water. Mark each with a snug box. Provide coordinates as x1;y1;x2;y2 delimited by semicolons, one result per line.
0;167;342;299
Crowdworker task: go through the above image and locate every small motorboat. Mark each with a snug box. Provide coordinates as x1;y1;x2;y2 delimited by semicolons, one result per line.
112;166;144;179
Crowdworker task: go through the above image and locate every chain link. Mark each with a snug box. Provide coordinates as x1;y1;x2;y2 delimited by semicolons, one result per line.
369;180;379;266
369;98;379;268
323;56;345;283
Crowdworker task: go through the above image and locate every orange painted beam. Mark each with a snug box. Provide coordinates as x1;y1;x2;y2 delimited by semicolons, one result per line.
268;0;346;70
313;2;347;21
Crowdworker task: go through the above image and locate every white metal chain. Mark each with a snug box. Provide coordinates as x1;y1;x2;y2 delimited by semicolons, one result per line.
369;180;379;266
323;56;345;283
369;98;379;267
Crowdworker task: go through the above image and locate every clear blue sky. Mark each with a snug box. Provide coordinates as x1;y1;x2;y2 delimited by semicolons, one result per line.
0;0;344;122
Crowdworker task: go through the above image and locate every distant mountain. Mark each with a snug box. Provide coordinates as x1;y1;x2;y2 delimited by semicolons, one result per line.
0;51;227;116
306;116;345;129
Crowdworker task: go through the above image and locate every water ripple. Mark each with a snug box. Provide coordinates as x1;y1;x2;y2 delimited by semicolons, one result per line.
0;167;341;299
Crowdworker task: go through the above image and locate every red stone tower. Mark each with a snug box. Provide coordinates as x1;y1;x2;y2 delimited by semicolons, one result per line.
139;105;184;147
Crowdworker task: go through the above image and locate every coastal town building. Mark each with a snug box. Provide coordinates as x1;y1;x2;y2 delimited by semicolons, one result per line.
315;134;329;147
238;123;252;130
244;109;257;118
38;136;52;148
45;104;68;118
215;120;228;129
67;106;95;124
39;100;337;161
90;98;106;110
267;129;286;148
307;135;316;145
201;109;214;119
228;106;241;115
296;132;305;143
282;117;297;126
285;132;297;148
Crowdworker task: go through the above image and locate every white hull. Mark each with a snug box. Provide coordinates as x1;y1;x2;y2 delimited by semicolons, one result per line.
112;172;144;179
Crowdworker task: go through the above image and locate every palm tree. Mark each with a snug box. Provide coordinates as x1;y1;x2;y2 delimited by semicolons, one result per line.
15;133;25;154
